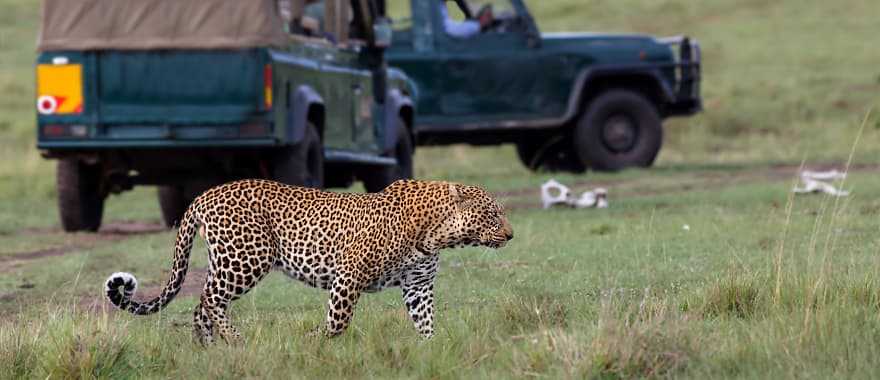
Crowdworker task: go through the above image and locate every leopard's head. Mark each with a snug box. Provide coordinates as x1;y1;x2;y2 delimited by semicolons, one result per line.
436;183;513;250
386;179;514;252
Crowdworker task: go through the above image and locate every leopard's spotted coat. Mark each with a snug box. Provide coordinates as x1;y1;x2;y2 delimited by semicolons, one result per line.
105;179;513;344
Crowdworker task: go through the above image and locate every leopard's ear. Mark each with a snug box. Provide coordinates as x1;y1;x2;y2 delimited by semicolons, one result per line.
448;182;460;201
449;183;476;211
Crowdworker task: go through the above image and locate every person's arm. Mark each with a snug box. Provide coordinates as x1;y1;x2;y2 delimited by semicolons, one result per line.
439;3;480;38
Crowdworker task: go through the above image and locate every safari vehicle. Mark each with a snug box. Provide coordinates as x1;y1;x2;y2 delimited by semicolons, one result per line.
386;0;701;172
36;0;416;232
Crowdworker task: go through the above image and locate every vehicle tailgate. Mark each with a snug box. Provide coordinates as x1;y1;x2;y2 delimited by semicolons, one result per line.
97;49;265;125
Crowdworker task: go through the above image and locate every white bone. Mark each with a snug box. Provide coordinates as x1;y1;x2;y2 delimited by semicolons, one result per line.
541;180;609;209
594;188;609;209
541;179;572;209
801;170;846;181
573;191;596;208
793;171;849;197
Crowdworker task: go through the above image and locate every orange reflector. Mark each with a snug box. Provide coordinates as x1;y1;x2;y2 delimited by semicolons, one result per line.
37;64;83;115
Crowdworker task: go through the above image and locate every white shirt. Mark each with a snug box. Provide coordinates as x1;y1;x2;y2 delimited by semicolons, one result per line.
439;3;480;38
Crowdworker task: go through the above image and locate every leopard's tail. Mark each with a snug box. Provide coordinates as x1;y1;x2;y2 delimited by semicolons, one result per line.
104;206;200;315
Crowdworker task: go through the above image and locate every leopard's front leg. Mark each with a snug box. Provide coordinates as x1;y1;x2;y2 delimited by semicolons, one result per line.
323;272;363;337
402;256;438;338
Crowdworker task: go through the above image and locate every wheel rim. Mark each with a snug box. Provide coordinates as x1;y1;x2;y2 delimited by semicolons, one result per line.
601;114;638;153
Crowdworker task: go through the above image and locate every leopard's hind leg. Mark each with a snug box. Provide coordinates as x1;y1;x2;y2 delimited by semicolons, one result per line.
192;279;216;345
199;220;278;344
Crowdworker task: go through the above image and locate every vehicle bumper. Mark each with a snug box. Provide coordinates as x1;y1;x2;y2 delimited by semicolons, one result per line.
658;36;702;116
37;123;279;150
38;138;279;150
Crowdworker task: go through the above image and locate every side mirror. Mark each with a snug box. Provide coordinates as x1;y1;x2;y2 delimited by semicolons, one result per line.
371;18;393;48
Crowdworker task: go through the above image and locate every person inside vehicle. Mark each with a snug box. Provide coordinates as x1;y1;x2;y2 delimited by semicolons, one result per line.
440;0;493;38
303;0;325;33
289;0;365;44
284;0;323;36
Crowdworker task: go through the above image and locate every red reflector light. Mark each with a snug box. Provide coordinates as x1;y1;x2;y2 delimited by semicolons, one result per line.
42;124;88;138
240;123;268;137
263;64;273;109
43;124;66;136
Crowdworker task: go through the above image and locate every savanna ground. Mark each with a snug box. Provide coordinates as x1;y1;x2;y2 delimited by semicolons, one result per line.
1;0;880;378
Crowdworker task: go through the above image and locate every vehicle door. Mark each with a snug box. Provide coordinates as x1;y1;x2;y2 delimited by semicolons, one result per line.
276;0;357;150
431;0;564;126
320;0;379;152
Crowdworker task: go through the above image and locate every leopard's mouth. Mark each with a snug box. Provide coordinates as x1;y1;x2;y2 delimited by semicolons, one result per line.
483;234;512;249
487;240;506;249
463;231;512;249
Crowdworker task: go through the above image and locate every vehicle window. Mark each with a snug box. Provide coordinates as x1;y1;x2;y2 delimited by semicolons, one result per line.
440;0;523;37
469;0;517;18
391;18;412;32
387;0;412;30
445;2;468;21
279;0;370;47
278;0;331;40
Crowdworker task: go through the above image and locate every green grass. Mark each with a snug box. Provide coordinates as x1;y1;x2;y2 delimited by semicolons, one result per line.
2;0;880;378
4;173;880;378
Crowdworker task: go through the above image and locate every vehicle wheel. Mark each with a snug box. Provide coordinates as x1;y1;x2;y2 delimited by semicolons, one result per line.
157;186;190;228
573;89;662;172
57;158;105;232
361;120;414;192
273;122;324;188
516;137;586;173
515;139;543;171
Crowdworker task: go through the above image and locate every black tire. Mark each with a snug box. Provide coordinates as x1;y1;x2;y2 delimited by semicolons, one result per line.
361;120;414;192
573;89;663;172
157;186;190;228
516;137;586;173
273;122;324;188
57;158;104;232
515;139;543;171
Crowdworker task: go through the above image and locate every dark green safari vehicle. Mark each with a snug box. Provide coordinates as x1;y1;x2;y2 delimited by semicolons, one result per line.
36;0;416;232
386;0;701;172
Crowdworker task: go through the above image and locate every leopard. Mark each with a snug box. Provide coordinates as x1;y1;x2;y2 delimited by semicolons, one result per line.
104;179;513;344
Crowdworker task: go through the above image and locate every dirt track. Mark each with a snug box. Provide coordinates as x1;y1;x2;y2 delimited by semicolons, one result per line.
497;163;879;210
0;220;166;274
6;163;876;269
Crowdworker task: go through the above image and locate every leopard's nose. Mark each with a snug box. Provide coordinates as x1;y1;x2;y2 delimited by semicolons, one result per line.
501;218;513;241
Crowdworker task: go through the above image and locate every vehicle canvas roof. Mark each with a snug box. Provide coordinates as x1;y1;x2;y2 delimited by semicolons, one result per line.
37;0;289;51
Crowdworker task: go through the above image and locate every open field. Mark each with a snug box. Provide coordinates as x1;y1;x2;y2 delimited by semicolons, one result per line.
1;0;879;378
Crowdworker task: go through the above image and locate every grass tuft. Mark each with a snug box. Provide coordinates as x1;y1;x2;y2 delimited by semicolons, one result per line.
498;294;568;333
589;299;698;379
0;326;39;380
700;272;763;318
0;310;136;379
